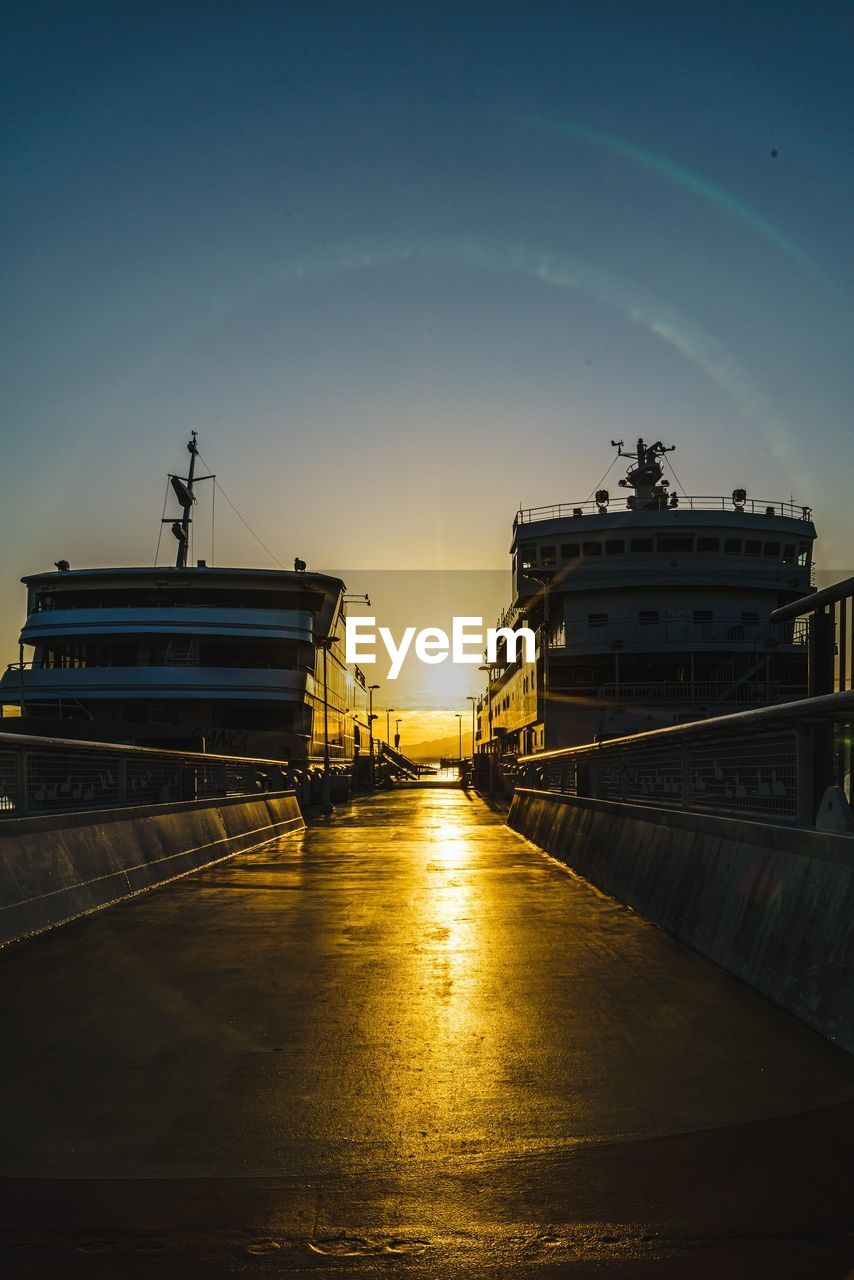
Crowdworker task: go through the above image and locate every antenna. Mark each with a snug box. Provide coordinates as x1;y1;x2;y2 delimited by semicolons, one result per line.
161;432;215;568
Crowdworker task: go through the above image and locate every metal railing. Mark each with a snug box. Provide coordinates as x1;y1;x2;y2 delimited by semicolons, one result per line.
595;680;788;705
515;495;813;526
545;617;808;651
517;691;854;827
771;576;854;813
0;731;290;820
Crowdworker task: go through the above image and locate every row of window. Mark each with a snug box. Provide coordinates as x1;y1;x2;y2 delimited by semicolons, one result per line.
520;537;809;569
585;610;761;628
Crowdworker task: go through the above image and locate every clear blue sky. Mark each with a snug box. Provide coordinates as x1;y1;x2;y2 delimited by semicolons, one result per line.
2;1;853;665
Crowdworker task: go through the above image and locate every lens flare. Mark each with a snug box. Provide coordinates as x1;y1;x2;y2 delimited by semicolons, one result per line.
510;114;827;287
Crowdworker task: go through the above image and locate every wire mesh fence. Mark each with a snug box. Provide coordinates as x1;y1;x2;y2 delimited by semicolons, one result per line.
515;691;854;828
0;734;290;819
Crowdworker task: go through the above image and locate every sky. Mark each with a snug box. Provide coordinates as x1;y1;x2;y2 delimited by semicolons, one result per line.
2;2;853;737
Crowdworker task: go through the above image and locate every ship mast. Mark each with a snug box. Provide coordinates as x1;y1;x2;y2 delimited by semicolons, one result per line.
612;437;676;511
163;433;214;568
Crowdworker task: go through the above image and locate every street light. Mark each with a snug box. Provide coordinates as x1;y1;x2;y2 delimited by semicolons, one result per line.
523;567;556;751
478;663;496;796
315;634;340;814
368;684;380;788
395;717;402;752
455;713;463;770
466;695;477;761
386;708;395;749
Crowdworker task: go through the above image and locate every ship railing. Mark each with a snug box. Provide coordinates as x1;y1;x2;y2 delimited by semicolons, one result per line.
594;680;792;705
517;690;854;829
0;731;291;821
4;659;317;673
544;618;808;651
515;495;813;526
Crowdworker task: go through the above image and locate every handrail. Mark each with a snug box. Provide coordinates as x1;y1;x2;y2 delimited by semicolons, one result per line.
519;690;854;766
0;728;288;769
514;690;854;828
0;729;293;821
770;575;854;622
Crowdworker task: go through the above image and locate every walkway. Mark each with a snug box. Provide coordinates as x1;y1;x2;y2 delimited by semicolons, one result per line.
2;789;854;1276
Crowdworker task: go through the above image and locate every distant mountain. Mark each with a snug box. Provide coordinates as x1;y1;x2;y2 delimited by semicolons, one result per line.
402;731;473;760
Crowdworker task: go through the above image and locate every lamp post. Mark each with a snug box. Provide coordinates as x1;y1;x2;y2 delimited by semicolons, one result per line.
466;695;477;761
455;713;463;770
386;708;395;749
395;718;402;752
478;663;495;795
368;684;379;788
523;568;556;751
315;635;340;814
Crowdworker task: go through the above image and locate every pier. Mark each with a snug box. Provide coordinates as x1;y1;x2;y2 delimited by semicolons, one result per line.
4;785;854;1276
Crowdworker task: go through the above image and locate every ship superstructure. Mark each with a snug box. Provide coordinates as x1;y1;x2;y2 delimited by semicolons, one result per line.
0;436;369;760
478;439;816;755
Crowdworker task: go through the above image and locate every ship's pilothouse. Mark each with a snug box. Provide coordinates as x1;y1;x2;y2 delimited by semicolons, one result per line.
481;438;817;756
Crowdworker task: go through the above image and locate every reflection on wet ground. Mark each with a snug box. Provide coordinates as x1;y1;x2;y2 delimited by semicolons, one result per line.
2;788;854;1276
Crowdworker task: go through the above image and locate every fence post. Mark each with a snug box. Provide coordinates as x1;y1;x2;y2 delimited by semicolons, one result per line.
18;752;28;818
809;610;835;697
795;726;814;827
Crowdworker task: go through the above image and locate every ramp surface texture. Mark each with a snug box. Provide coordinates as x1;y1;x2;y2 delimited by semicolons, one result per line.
2;789;854;1277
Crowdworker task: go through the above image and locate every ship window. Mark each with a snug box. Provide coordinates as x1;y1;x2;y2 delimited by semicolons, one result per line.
763;542;781;557
588;612;608;627
571;667;595;683
693;610;713;623
782;543;797;564
630;537;654;553
697;537;719;553
560;542;580;558
520;543;536;570
744;540;762;555
582;541;602;556
797;545;809;566
540;545;556;566
724;538;742;554
639;610;659;625
657;536;693;552
741;611;759;625
605;539;625;555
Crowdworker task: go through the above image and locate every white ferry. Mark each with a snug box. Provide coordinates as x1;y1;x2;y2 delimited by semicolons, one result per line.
0;435;370;762
478;439;816;755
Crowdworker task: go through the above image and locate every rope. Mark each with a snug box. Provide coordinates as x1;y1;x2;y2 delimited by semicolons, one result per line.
197;449;287;569
664;452;689;495
584;453;619;503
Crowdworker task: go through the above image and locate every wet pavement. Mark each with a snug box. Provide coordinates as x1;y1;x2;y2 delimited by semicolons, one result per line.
3;787;854;1276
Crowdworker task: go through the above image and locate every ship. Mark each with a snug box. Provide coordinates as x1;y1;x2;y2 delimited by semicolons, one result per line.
477;438;816;757
0;434;371;764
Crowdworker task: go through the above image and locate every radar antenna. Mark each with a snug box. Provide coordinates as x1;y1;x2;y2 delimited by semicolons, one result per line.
614;437;675;511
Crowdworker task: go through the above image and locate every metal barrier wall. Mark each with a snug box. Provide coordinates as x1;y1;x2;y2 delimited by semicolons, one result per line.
518;691;854;828
0;731;289;820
